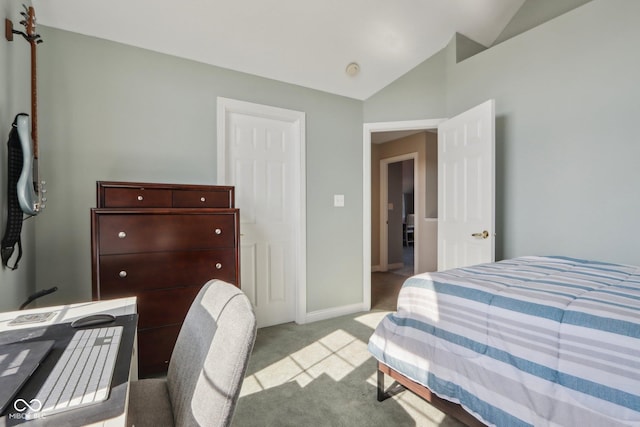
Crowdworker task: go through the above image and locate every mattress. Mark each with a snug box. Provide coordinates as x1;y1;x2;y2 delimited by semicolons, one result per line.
368;256;640;426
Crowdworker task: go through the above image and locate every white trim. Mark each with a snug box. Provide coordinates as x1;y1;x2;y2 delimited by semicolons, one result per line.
379;152;419;274
304;302;365;324
217;97;307;325
387;262;404;270
363;119;445;311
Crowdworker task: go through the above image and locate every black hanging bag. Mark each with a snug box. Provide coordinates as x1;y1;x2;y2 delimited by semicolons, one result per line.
1;114;26;269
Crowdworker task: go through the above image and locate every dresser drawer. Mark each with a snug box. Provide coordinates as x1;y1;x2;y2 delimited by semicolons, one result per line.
97;181;234;209
137;325;181;378
172;189;232;208
96;211;237;254
103;187;172;208
97;250;237;295
133;286;202;329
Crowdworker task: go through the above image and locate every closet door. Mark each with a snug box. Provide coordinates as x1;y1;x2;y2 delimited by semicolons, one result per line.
218;98;306;328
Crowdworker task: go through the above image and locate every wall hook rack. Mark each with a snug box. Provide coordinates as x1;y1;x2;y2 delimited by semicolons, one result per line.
6;5;43;44
5;18;30;42
6;18;17;41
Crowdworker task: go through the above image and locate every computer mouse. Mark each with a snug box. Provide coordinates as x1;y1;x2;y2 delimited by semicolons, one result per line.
70;313;116;328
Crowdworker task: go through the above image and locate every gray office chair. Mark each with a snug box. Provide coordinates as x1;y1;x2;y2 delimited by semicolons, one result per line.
127;280;257;427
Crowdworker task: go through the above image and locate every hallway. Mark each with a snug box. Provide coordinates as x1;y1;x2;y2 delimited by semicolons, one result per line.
371;246;413;311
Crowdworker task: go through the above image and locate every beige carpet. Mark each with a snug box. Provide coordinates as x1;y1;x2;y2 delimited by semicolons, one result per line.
232;310;465;427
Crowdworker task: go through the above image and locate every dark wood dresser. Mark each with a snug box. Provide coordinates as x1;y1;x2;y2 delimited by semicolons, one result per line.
90;181;240;377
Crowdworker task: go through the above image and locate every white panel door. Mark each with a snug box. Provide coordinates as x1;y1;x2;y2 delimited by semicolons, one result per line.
218;99;305;327
437;100;495;271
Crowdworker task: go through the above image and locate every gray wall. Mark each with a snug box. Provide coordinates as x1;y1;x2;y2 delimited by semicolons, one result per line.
493;0;593;45
0;0;36;311
365;0;640;266
364;48;447;122
35;28;363;314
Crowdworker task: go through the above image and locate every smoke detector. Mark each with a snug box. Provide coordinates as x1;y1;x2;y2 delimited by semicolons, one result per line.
345;62;360;76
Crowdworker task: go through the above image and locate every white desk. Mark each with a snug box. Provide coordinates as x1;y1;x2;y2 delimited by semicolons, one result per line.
0;298;137;331
0;298;137;427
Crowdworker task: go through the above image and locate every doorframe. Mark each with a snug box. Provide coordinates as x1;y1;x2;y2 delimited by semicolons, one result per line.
217;97;307;324
363;119;445;310
379;153;418;273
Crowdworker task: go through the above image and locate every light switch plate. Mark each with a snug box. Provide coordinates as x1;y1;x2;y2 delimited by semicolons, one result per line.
334;194;345;207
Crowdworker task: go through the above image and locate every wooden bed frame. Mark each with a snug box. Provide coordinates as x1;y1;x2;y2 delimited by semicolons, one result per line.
377;362;486;427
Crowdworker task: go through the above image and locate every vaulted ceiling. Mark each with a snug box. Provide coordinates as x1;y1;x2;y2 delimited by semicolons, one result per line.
31;0;526;100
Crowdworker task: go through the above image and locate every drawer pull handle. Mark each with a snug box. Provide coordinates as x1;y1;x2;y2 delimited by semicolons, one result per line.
137;195;144;201
200;197;206;202
119;270;128;278
215;263;222;270
118;231;127;239
215;228;222;235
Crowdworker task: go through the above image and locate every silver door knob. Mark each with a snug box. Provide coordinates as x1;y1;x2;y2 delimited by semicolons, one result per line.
471;230;489;239
215;263;222;270
119;270;128;278
214;228;222;235
118;231;127;239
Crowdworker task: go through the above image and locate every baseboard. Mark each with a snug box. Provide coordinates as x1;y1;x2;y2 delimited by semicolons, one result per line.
301;302;366;324
372;263;404;273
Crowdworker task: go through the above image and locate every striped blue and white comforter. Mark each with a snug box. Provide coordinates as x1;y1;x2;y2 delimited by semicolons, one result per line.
368;256;640;426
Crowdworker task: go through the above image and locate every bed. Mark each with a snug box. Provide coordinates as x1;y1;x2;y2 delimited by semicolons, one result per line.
368;256;640;426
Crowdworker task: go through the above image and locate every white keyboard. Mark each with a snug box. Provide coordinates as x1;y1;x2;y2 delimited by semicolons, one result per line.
27;326;122;418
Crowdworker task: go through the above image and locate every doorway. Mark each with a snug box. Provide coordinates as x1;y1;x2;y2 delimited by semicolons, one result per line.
380;154;417;275
372;154;416;311
363;119;444;311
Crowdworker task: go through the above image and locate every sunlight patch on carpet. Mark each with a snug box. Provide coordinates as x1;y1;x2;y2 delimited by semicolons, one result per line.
239;329;369;397
354;311;391;329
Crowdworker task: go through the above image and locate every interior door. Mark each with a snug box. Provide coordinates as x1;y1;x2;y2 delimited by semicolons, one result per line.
218;99;304;328
437;99;495;271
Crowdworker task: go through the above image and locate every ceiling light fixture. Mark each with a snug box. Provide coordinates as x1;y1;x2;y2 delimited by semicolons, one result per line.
345;62;360;77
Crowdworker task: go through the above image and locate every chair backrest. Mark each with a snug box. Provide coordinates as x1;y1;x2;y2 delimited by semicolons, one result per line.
166;280;257;427
406;213;415;227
